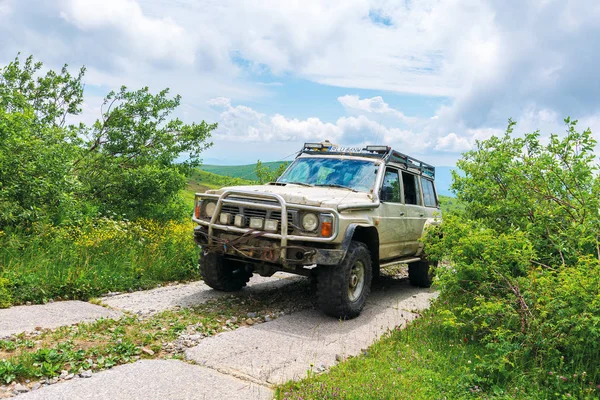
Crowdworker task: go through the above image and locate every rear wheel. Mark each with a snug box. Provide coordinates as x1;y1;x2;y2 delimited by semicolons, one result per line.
317;241;372;319
408;258;436;288
200;252;252;291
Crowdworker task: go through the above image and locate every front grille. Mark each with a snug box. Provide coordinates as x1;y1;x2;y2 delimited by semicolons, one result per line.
217;203;295;233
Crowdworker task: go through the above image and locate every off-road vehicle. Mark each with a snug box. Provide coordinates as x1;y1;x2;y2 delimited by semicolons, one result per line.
192;142;442;319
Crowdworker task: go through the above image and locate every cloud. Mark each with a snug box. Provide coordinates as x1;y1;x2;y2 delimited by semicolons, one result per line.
0;0;13;16
435;133;472;152
3;0;600;165
59;0;196;66
338;95;416;123
206;97;432;155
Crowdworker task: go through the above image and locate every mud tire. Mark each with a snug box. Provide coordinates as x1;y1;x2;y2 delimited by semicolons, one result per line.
200;252;252;292
408;258;435;288
317;241;372;319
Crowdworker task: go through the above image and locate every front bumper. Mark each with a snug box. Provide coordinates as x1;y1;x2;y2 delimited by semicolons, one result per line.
192;190;342;267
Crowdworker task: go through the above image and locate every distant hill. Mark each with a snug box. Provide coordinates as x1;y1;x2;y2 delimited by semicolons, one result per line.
198;162;457;197
200;161;290;181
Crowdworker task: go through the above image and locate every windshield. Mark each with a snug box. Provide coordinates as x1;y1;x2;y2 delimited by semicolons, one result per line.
278;157;378;193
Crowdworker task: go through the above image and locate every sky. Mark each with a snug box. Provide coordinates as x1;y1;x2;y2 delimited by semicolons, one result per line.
1;0;599;166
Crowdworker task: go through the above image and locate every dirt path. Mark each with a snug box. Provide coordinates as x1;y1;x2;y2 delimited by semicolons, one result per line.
15;276;436;400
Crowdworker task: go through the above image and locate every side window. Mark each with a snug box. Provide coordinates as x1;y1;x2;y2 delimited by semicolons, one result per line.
401;171;422;205
381;169;401;203
421;177;437;207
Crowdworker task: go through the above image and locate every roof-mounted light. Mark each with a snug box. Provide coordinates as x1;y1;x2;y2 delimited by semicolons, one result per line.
365;145;390;153
303;142;324;150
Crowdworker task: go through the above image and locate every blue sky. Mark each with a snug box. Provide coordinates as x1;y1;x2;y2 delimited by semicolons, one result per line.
1;0;599;166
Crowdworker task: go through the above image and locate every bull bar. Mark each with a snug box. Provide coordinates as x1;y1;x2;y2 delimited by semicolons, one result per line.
192;190;340;266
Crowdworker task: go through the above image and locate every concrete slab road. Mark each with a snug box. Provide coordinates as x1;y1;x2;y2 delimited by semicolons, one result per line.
186;279;437;385
18;360;272;400
0;301;121;338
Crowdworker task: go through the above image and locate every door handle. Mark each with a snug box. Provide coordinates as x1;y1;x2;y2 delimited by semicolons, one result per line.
399;212;405;216
419;213;424;217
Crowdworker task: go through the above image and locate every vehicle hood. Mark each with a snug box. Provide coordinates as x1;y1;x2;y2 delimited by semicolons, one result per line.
206;184;377;209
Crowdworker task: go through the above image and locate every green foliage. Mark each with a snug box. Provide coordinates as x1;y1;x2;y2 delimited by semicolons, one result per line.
0;54;215;227
437;195;464;215
75;86;215;221
0;277;12;308
424;118;600;397
453;117;599;266
0;219;199;305
255;159;288;184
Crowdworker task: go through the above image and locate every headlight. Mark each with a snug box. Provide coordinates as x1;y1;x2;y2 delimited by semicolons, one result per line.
204;201;216;218
302;213;319;231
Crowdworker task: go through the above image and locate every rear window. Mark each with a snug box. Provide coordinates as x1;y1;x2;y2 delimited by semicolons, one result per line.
421;177;437;207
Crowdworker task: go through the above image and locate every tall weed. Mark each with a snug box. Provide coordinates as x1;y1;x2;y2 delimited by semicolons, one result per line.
0;218;199;306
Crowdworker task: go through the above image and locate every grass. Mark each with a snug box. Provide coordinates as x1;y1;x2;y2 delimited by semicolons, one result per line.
277;306;600;399
199;161;289;181
0;219;199;307
0;279;313;385
438;194;464;215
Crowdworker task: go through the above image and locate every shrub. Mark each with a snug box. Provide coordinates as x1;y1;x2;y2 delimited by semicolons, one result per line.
0;277;12;308
425;118;600;396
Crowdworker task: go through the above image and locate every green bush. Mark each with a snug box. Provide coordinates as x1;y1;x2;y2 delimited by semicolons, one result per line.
0;277;12;308
425;118;600;397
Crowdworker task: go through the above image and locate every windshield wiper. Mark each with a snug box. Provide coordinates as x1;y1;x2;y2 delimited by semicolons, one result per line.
285;181;314;187
315;183;357;192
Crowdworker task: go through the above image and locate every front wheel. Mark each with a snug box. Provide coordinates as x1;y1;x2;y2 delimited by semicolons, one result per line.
317;241;372;319
200;252;252;291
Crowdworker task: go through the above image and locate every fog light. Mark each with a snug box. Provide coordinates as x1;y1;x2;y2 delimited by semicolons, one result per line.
220;213;233;225
264;219;278;232
234;214;246;227
249;217;264;229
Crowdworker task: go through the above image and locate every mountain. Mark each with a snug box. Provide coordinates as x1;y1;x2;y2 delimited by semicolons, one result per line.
200;162;457;197
199;161;290;181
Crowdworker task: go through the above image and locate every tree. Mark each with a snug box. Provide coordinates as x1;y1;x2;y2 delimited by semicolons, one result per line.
0;54;215;227
452;118;599;265
255;160;288;184
74;86;216;220
425;118;600;393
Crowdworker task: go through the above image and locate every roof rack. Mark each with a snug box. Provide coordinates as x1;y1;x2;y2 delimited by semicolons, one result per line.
300;142;435;179
387;150;435;179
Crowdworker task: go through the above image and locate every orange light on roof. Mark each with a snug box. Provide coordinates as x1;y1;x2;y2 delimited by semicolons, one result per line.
321;221;333;237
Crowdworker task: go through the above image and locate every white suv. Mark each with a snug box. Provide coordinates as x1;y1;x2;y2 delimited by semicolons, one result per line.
193;143;441;319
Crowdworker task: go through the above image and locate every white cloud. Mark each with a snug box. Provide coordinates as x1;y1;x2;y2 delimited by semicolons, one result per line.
0;0;13;16
435;133;472;152
338;95;415;123
59;0;196;66
3;0;600;165
207;97;433;155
